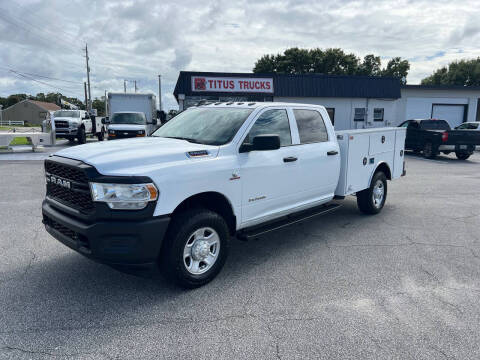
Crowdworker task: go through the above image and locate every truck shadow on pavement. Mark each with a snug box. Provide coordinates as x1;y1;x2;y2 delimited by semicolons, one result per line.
2;199;390;338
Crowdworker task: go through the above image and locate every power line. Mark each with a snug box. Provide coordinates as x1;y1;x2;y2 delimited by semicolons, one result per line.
0;10;81;55
9;0;83;45
9;70;79;93
0;66;82;86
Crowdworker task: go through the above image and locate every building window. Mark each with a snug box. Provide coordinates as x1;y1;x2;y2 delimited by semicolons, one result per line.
373;108;384;122
326;108;335;125
293;109;328;144
354;108;366;121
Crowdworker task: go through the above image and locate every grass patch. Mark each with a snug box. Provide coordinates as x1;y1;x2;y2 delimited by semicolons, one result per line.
9;137;30;145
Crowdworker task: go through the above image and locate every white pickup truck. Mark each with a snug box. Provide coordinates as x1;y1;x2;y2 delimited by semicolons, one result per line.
52;109;106;143
42;102;406;287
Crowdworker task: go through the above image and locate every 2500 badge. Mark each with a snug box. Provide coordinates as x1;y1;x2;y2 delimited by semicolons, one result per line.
46;174;71;189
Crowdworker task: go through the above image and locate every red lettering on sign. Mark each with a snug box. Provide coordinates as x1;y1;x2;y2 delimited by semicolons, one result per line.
229;80;234;89
208;79;213;88
266;82;271;90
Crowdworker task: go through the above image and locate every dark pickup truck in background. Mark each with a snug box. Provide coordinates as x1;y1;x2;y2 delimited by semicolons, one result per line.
399;119;480;160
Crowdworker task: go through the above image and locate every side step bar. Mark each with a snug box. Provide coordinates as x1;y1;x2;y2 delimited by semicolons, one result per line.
237;203;341;241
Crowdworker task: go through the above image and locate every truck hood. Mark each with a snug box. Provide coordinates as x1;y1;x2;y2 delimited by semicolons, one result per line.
107;124;147;131
54;137;219;176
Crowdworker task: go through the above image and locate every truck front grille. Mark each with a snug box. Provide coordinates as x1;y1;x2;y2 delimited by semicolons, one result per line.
54;120;69;128
45;160;94;213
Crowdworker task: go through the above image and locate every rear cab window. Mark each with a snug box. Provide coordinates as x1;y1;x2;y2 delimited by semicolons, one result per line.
420;120;450;130
293;109;329;143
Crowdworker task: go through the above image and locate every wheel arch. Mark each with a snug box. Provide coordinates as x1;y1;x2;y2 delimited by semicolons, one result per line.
370;162;392;184
171;191;237;235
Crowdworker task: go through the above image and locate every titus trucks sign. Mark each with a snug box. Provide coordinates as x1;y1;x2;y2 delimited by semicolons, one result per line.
191;76;274;94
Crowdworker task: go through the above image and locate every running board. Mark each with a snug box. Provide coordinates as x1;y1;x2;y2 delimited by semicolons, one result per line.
237;203;341;241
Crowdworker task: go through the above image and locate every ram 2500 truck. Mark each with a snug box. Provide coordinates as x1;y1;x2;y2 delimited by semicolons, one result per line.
53;109;106;143
399;119;480;159
42;103;406;288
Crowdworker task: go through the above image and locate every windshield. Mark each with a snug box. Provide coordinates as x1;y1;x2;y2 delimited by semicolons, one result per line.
152;107;253;145
54;110;80;118
110;113;146;125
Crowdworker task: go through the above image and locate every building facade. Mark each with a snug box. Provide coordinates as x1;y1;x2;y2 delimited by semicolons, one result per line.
1;100;60;125
174;71;480;130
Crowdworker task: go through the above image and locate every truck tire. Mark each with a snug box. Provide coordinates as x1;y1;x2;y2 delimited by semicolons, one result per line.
97;127;105;141
160;209;229;288
77;127;86;144
357;171;387;215
423;142;437;159
455;151;471;160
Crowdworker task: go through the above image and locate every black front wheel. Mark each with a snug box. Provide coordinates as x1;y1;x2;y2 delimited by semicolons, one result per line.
455;151;471;160
357;171;387;215
77;127;86;144
160;209;230;288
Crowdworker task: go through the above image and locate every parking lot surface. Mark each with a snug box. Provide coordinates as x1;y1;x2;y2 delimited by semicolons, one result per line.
1;152;479;359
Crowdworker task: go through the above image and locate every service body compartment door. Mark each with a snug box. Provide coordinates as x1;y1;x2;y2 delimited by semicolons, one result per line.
393;129;406;179
369;131;395;155
335;131;372;195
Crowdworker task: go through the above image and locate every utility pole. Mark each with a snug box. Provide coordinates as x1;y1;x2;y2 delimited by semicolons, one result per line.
124;80;126;93
85;43;92;113
158;75;162;111
104;90;108;117
84;82;88;110
134;80;137;93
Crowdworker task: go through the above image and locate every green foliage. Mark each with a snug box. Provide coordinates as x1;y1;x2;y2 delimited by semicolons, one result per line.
421;58;480;86
253;48;410;82
92;98;105;116
0;92;85;110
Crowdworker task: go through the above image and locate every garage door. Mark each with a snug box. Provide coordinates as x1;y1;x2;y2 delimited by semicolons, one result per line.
431;105;465;128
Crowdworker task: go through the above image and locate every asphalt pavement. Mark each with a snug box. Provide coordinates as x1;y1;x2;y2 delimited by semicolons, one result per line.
0;152;479;359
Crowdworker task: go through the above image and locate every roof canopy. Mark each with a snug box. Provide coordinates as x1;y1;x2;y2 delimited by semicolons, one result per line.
174;71;402;101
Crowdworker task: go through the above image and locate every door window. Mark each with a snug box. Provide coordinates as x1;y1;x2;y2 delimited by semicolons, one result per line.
243;109;292;146
294;109;328;143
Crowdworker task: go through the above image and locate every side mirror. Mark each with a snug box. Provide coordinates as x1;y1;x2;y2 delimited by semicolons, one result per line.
240;134;281;152
152;119;157;125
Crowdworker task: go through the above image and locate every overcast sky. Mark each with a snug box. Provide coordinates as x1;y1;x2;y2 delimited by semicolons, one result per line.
1;0;479;110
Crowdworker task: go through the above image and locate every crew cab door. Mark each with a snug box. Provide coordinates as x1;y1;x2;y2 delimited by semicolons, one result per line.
238;108;300;226
82;113;93;133
289;107;340;204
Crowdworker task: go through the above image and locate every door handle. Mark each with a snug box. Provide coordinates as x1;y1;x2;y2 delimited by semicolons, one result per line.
283;156;297;163
327;150;338;156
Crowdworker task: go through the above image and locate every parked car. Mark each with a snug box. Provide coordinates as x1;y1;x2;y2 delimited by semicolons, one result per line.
42;103;406;288
399;119;480;160
52;110;106;143
455;122;480;130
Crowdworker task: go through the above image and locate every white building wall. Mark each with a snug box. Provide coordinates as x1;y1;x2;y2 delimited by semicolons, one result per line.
275;96;397;131
398;88;480;126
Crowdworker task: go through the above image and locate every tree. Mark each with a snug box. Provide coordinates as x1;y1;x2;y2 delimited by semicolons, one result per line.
92;98;105;116
359;55;382;76
381;57;410;84
252;48;410;81
421;58;480;86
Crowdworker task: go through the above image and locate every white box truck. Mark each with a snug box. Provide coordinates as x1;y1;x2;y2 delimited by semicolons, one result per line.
106;92;158;139
42;102;406;288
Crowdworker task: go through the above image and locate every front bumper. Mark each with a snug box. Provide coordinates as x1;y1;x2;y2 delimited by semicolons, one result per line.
56;128;78;137
42;200;170;266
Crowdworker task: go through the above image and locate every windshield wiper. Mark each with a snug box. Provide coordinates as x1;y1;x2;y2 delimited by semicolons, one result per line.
163;136;203;144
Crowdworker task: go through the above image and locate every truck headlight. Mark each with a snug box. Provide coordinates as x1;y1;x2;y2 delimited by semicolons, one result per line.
90;182;158;210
